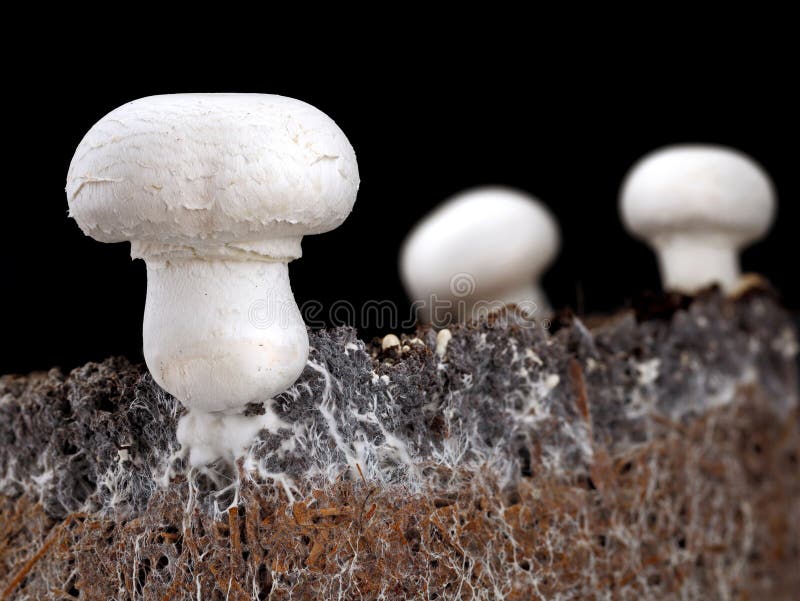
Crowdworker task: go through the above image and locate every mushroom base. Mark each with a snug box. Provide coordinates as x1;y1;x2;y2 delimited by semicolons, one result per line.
486;282;550;319
418;283;550;325
175;405;288;468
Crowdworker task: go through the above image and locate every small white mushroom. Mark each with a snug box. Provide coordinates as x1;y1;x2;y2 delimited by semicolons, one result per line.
620;145;775;294
400;187;559;324
381;334;401;350
67;94;359;463
435;328;452;359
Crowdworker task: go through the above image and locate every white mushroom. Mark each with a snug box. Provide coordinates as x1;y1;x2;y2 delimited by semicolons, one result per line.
381;334;401;350
67;94;359;463
435;329;452;359
400;187;559;324
620;145;775;294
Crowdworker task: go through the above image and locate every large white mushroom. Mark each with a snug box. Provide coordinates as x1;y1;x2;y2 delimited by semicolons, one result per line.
67;93;359;464
620;145;775;294
400;187;559;324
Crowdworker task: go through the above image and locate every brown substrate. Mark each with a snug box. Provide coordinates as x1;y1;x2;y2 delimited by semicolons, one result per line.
2;389;798;599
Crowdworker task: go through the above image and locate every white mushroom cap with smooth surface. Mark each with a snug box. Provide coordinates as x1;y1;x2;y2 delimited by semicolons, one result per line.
400;187;559;323
620;145;775;294
67;94;359;416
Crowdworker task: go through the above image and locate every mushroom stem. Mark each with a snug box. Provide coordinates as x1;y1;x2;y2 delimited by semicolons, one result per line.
142;258;309;412
462;283;550;322
653;233;740;294
493;282;550;317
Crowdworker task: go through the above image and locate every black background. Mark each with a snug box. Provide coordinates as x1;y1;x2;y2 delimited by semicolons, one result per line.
1;45;797;374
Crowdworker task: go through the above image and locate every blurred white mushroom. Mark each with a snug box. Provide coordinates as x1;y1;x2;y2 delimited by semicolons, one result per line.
381;334;401;350
620;145;775;294
400;187;559;324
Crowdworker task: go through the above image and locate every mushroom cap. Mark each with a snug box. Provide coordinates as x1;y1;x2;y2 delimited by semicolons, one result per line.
400;187;559;300
620;145;775;246
67;94;359;252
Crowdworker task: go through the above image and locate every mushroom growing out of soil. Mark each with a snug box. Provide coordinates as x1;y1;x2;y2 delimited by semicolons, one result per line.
400;186;559;324
67;94;359;464
620;145;775;294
